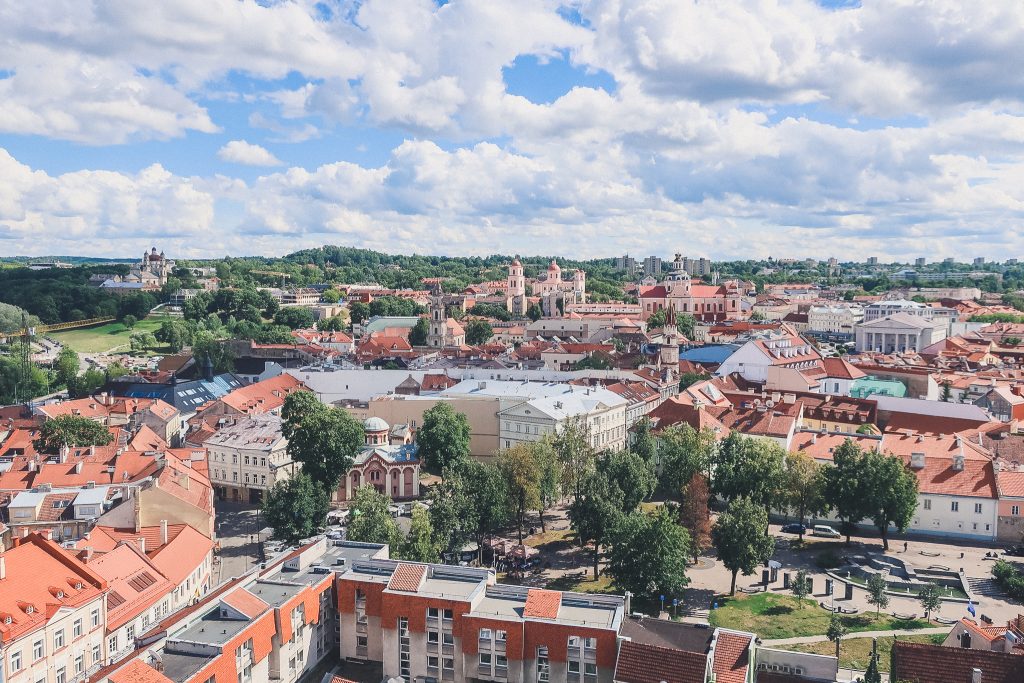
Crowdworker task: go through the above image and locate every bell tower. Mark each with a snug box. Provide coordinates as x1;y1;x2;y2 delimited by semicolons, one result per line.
427;285;447;347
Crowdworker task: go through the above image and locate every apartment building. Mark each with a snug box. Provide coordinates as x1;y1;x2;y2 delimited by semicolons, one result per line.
205;415;294;504
807;304;863;337
0;534;108;683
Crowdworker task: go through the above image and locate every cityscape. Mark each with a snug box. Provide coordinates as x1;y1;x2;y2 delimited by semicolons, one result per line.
3;4;1024;683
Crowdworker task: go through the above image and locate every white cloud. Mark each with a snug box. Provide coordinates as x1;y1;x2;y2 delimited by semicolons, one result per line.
217;140;284;167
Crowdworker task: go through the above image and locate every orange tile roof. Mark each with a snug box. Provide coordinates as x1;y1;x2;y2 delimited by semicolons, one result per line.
523;589;561;619
222;588;269;618
149;525;214;585
89;543;174;630
998;470;1024;498
0;534;107;644
614;641;706;683
711;631;752;683
220;374;306;415
128;425;168;451
108;659;175;683
387;563;426;592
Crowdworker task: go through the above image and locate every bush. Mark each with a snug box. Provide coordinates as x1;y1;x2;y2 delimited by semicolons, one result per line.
816;549;842;569
992;560;1024;601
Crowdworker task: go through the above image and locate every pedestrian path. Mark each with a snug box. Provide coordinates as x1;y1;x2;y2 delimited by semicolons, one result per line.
762;626;949;646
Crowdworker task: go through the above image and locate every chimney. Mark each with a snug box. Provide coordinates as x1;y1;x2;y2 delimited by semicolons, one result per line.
160;519;168;546
972;668;983;683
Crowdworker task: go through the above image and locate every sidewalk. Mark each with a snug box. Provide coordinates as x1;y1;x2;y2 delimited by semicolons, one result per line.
762;626;949;646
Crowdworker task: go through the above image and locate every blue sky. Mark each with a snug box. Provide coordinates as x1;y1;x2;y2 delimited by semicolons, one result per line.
1;1;1023;261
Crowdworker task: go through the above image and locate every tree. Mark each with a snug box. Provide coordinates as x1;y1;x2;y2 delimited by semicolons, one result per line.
122;314;137;330
348;301;369;325
400;505;441;563
428;466;476;557
417;403;471;471
647;308;667;328
631;417;657;462
274;306;315;329
866;573;889;615
713;432;786;517
54;347;79;389
825;439;872;545
783;451;829;540
598;450;655;513
263;473;329;544
192;331;235;373
280;392;363;491
712;497;775;595
321;288;342;304
678;474;712;563
609;507;691;599
316;314;348;332
554;416;596;503
129;331;157;352
497;444;541;544
569;470;623;579
791;569;811;608
864;639;882;683
156;319;192;352
918;583;942;621
429;460;508;563
940;381;952;402
532;438;561;533
526;303;543;321
863;451;919;551
33;415;113;453
657;424;717;497
826;612;848;659
409;316;429;346
465;319;494;345
347;485;401;547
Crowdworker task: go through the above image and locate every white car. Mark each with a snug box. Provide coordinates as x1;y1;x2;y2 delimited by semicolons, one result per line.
812;524;842;539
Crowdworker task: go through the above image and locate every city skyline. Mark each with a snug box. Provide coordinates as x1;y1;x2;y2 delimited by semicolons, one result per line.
3;1;1024;260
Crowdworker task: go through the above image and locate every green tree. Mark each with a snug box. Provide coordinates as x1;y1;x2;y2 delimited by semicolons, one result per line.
598;450;655;513
417;403;471;471
609;507;690;599
647;308;667;328
54;347;79;389
274;306;315;329
864;639;882;683
400;505;441;563
122;314;138;330
657;424;717;497
33;415;113;453
918;583;942;621
826;612;848;659
678;473;712;563
526;303;543;321
533;437;561;534
713;432;786;517
569;470;623;579
155;319;192;352
825;439;872;545
783;451;829;540
316;314;348;332
129;331;157;352
554;415;596;503
465;319;494;345
631;417;657;462
348;485;402;547
864;451;919;551
191;331;235;373
409;316;429;346
263;473;329;544
866;573;889;615
348;301;370;325
280;392;363;491
428;466;476;556
712;497;775;595
791;568;811;608
497;444;541;544
940;381;952;402
321;288;342;304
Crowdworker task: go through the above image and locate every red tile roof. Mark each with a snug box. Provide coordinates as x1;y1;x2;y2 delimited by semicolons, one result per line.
387;563;426;592
614;641;706;683
711;632;752;683
149;525;214;585
998;470;1024;498
108;659;175;683
523;589;561;620
891;640;1024;683
220;374;306;415
89;543;174;630
222;588;269;618
821;357;866;380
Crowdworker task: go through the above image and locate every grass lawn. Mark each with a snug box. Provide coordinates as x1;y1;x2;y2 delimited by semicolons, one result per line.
708;593;932;640
784;634;946;672
50;314;172;354
524;528;575;548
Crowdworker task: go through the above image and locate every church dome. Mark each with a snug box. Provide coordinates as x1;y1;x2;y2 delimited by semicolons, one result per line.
511;258;522;267
363;417;389;433
548;259;561;274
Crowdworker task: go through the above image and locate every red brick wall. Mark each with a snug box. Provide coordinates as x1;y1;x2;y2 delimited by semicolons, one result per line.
337;578;385;617
460;616;524;659
379;594;470;634
523;622;618;668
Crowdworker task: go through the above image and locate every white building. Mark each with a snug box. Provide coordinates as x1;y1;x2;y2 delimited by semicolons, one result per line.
854;313;948;353
205;414;295;505
807;304;863;336
715;333;824;384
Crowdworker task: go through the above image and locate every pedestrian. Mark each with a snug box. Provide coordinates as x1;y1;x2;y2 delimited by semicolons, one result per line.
904;541;908;553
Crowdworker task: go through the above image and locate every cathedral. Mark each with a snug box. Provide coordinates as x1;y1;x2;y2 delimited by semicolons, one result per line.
503;258;586;318
127;247;175;287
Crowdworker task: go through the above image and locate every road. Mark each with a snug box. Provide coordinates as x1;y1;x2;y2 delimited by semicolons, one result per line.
214;501;271;586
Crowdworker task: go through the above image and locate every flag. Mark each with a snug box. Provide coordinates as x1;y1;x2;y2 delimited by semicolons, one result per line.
967;600;976;617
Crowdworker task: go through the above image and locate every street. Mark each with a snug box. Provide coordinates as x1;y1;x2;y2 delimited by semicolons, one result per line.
214;500;272;585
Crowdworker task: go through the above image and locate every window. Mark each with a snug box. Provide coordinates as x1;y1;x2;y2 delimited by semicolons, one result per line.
496;630;506;642
54;629;64;649
585;662;597;677
951;501;959;512
11;651;22;672
108;635;118;654
537;646;550;682
56;668;65;683
428;631;439;644
923;499;931;511
443;657;454;670
74;654;84;674
73;618;82;637
91;608;100;627
479;628;491;641
496;654;507;668
442;632;454;645
569;660;581;674
356;636;367;648
1013;505;1021;516
975;503;983;514
244;456;250;465
126;625;135;642
92;644;101;663
479;653;492;666
32;640;43;661
233;472;238;482
584;637;596;649
443;608;453;620
427;656;438;669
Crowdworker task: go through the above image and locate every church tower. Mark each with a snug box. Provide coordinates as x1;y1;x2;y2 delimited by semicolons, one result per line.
573;269;586;304
426;285;448;348
660;305;680;367
506;258;526;317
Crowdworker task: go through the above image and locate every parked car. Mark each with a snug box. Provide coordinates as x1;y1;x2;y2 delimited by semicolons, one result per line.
1005;545;1024;557
812;524;842;539
780;523;807;535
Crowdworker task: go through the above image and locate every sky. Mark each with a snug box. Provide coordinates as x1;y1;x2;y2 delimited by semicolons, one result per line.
1;0;1024;261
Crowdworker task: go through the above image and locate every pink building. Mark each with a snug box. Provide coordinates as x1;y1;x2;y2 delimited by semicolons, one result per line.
334;417;420;504
637;254;742;322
